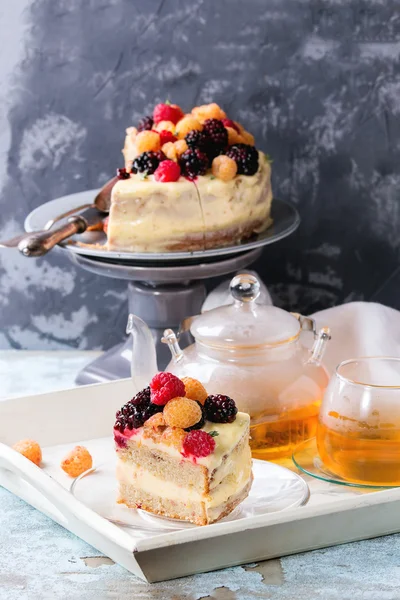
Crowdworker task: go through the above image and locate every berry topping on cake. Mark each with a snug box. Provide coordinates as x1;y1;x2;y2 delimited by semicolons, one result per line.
202;119;228;157
153;103;184;125
61;445;93;477
204;394;238;423
159;130;177;146
143;412;166;429
13;439;42;466
155;120;176;133
115;387;162;432
192;103;227;123
179;148;209;179
137;115;154;132
182;430;216;458
161;426;187;449
222;118;240;133
163;397;203;429
185;401;206;431
131;151;165;175
154;160;181;182
130;387;151;406
135;130;161;154
226;143;259;175
117;167;130;180
150;372;186;406
211;155;237;181
175;116;203;139
185;129;210;154
103;216;109;234
174;139;189;156
181;377;208;405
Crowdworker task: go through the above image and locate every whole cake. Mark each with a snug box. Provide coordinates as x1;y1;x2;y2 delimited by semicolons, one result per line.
106;102;272;252
113;373;253;525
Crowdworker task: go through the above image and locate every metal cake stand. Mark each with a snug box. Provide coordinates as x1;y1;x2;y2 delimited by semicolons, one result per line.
24;192;300;385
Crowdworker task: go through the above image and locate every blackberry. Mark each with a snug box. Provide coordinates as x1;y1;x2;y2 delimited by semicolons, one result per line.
137;115;154;132
185;130;210;154
185;401;206;432
117;167;130;180
226;143;259;176
202;119;228;158
131;151;165;175
114;387;162;431
179;148;209;179
204;394;238;424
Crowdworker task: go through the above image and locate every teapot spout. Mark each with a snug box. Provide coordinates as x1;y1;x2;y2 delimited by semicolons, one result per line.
126;314;158;391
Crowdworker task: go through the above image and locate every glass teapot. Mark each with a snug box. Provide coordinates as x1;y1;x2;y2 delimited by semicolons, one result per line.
127;273;331;460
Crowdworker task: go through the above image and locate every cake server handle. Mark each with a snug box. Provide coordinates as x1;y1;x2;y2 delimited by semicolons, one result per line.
0;443;137;555
18;206;102;257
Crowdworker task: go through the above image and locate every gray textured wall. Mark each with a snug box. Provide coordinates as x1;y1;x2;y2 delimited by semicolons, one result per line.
0;0;399;350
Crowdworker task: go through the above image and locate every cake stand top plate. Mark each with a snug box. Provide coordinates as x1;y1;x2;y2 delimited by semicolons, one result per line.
25;189;300;263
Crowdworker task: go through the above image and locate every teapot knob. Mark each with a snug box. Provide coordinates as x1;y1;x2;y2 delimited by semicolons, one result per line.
230;273;261;304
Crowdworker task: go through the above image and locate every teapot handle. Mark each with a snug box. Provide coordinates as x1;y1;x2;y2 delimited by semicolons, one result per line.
291;313;331;366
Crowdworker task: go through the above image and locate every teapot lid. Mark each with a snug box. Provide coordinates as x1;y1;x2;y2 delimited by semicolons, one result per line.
190;273;301;348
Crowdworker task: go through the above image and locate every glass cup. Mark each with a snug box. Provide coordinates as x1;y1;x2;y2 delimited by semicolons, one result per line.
316;357;400;486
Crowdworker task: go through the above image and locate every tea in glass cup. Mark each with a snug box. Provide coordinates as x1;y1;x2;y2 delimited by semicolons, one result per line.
317;357;400;486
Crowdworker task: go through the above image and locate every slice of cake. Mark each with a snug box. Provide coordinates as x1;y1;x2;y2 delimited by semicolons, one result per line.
113;373;253;526
106;101;273;253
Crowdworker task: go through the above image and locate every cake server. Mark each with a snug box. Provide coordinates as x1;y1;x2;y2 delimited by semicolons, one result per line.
14;176;117;257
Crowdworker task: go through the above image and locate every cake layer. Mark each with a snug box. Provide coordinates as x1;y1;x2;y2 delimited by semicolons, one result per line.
107;154;272;252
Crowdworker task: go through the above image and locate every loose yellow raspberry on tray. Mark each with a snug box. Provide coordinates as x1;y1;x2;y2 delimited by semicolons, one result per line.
13;439;42;466
61;445;93;478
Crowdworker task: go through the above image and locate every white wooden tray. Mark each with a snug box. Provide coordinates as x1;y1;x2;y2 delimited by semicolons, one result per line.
2;379;400;583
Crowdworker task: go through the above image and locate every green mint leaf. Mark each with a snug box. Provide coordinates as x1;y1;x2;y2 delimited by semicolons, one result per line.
139;170;148;180
209;175;216;180
165;99;171;105
209;431;219;437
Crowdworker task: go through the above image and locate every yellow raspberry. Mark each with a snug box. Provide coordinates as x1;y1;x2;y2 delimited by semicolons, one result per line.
155;120;176;133
162;142;178;161
181;377;208;405
13;439;42;466
135;130;161;154
192;103;227;123
163;397;202;429
240;130;255;145
234;121;246;134
226;126;242;146
61;446;93;478
211;155;238;181
174;139;188;156
175;116;202;139
144;412;166;429
161;426;186;450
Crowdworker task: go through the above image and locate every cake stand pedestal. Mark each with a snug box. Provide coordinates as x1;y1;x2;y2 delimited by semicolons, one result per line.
69;248;262;385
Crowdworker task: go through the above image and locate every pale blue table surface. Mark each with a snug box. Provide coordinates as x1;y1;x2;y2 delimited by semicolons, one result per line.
1;351;400;600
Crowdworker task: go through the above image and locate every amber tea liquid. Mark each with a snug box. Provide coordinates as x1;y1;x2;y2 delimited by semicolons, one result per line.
317;421;400;486
250;401;321;460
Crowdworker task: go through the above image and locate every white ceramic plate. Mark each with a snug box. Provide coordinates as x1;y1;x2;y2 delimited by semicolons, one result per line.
24;190;300;262
70;456;310;531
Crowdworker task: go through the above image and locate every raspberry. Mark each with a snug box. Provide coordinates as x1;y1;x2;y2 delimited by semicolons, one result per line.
161;427;186;450
103;216;109;234
181;377;208;405
185;401;206;431
192;103;227;123
211;155;237;181
174;139;188;156
202;119;228;158
61;446;93;478
222;118;240;133
135;130;161;154
161;142;178;161
137;115;154;132
204;394;238;423
153;103;184;125
154;160;181;182
175;116;202;139
163;397;203;429
240;130;255;146
226;126;242;146
144;412;166;429
150;372;185;406
159;130;177;146
13;439;42;466
117;167;130;180
131;151;165;175
179;148;208;179
182;430;216;458
185;130;210;154
226;144;259;176
155;120;176;133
